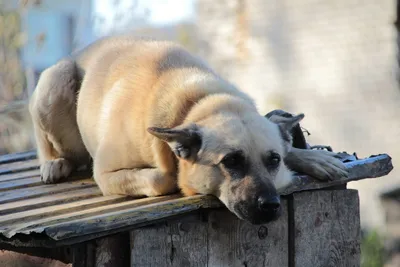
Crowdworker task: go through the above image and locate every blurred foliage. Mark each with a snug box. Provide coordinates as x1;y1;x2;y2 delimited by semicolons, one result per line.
361;230;385;267
0;0;27;107
0;0;34;155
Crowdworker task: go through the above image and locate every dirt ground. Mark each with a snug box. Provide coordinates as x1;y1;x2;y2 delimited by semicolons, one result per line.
0;250;70;267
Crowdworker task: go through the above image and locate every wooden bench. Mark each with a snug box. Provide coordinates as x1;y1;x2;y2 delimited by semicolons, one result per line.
0;150;393;267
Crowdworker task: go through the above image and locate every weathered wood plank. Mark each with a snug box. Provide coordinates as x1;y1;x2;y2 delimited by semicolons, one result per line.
0;150;36;164
279;154;392;195
293;190;360;267
0;195;128;226
1;195;184;238
0;169;40;182
0;179;96;205
130;213;208;267
207;203;288;267
0;176;42;191
0;159;39;175
32;195;222;240
0;187;102;216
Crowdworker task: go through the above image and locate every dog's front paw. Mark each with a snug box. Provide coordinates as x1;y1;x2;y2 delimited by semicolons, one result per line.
307;150;348;181
40;158;73;184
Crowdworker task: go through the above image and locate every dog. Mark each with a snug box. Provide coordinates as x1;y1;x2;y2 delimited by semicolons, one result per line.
29;36;348;224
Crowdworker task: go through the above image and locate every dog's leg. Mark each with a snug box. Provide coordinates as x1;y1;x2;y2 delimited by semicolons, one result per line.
93;166;178;197
285;148;348;181
29;59;90;184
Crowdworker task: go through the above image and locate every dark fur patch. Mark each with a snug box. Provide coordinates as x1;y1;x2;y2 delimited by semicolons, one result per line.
261;151;281;173
278;126;292;144
220;151;248;180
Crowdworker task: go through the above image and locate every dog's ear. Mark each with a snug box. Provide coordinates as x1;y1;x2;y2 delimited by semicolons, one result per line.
268;113;305;147
265;110;308;149
275;113;304;133
147;124;202;160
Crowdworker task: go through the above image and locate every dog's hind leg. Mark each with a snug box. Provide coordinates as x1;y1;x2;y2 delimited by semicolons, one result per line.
93;166;178;197
29;59;90;184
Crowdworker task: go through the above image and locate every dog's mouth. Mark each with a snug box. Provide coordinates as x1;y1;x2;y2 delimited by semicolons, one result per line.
232;201;282;225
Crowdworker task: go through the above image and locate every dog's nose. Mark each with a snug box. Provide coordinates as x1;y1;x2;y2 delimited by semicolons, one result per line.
258;195;281;213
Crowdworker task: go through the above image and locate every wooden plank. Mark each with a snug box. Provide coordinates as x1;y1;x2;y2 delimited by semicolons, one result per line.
22;195;222;240
0;159;39;175
293;190;360;267
130;213;208;267
0;195;128;226
1;195;186;238
0;150;36;164
0;187;102;216
0;179;96;205
0;169;40;182
279;154;393;195
0;176;42;191
207;203;288;267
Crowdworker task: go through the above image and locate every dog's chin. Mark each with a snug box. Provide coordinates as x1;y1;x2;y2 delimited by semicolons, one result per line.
232;204;282;225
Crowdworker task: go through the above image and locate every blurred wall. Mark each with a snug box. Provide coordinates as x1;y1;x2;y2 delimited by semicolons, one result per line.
197;0;400;230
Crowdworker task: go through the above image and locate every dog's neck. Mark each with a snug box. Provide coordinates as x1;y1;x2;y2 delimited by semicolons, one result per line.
184;93;258;125
154;70;257;128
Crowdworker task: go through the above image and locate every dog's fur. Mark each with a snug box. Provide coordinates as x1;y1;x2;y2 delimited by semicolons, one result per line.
29;36;348;224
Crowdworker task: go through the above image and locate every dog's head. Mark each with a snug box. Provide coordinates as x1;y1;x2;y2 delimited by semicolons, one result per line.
148;103;303;224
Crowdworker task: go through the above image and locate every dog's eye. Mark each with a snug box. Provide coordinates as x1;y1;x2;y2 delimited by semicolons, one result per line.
221;151;246;169
264;152;281;170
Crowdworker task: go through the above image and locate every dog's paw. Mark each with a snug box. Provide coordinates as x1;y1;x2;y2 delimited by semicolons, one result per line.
40;158;73;184
307;150;348;181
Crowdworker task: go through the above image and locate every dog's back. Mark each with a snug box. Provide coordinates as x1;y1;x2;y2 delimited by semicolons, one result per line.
74;36;250;159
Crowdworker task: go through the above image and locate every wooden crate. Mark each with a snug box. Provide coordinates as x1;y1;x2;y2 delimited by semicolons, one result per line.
0;151;392;267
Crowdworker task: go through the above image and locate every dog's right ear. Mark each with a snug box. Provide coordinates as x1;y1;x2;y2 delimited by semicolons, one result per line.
147;124;202;160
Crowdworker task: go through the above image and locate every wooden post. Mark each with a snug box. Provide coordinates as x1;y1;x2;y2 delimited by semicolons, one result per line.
292;189;361;267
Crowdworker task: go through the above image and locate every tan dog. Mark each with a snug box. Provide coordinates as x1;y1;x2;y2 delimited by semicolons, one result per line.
29;36;347;224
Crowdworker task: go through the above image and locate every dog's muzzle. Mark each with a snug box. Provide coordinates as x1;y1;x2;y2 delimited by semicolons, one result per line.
234;194;282;224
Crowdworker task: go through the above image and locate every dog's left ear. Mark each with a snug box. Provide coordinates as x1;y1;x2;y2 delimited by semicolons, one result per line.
275;113;305;133
268;113;305;147
147;124;202;160
265;110;307;149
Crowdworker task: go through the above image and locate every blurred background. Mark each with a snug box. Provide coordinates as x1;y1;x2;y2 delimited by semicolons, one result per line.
0;0;399;266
